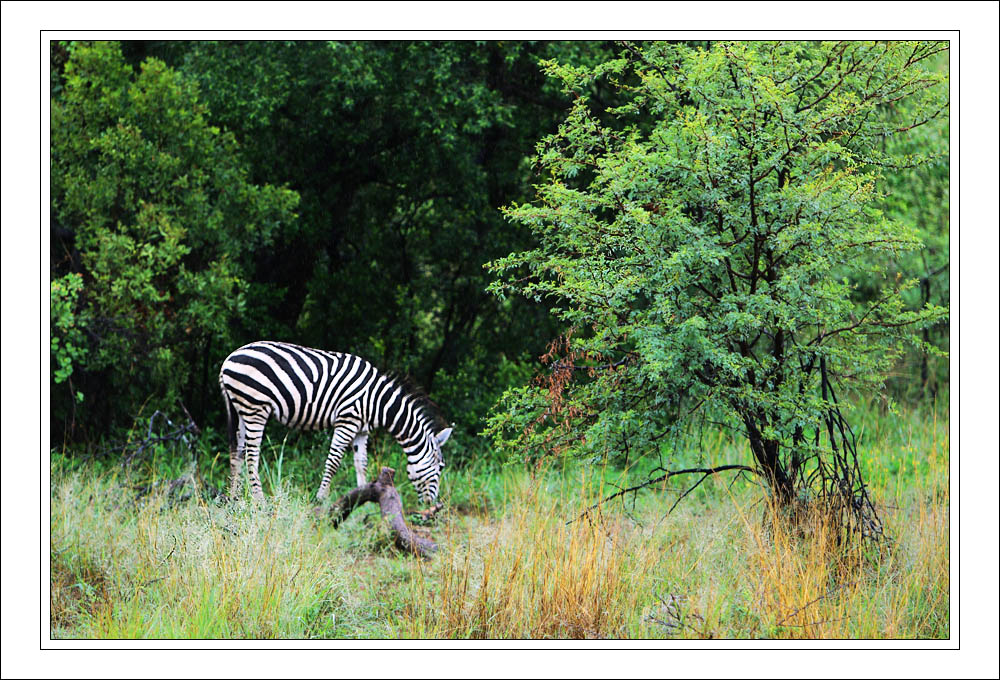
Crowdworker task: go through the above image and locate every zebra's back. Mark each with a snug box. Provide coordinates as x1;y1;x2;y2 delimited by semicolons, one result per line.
219;341;376;431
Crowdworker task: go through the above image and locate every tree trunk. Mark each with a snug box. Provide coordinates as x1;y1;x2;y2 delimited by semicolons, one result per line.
744;415;794;504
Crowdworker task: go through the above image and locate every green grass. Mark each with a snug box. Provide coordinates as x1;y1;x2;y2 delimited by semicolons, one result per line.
49;398;949;639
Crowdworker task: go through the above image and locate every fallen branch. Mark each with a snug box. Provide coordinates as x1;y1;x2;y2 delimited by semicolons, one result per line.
776;581;857;628
325;467;438;559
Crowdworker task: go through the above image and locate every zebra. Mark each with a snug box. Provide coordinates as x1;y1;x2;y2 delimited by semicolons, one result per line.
218;340;452;504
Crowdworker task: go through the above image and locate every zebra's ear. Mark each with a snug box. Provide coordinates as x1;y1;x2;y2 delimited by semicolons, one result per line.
435;427;453;446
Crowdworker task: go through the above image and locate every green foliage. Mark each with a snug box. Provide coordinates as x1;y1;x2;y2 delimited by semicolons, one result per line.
486;41;949;500
50;40;948;490
878;50;950;398
111;40;616;451
51;273;87;392
50;41;299;438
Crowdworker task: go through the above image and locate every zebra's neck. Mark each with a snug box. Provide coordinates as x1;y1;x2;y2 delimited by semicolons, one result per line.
373;374;434;451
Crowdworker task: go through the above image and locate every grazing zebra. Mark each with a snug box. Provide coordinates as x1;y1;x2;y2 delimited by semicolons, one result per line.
219;341;452;504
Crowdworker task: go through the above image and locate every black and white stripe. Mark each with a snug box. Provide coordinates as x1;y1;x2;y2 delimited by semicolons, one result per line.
219;341;451;503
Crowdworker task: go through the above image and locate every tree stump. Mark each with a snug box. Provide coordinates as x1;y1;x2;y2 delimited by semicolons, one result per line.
325;466;438;559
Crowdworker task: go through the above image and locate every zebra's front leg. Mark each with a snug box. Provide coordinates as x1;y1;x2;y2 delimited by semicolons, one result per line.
352;432;369;488
316;425;359;501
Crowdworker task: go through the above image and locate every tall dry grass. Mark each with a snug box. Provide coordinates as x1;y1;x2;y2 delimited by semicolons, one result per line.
402;475;659;638
391;403;950;639
51;401;949;640
50;472;371;638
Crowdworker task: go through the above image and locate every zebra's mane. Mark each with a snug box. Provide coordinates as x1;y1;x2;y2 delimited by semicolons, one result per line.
381;370;449;433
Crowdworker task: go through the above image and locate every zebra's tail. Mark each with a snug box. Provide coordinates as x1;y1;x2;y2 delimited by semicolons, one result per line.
220;381;239;454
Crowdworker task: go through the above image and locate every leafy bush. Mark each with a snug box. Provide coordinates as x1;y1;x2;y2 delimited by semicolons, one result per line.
50;41;299;439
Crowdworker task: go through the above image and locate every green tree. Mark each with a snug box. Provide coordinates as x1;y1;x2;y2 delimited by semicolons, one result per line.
486;41;948;533
50;41;299;440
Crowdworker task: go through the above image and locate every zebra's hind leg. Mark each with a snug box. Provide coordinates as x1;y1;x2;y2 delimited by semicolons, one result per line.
352;432;369;487
242;409;271;503
219;388;246;501
228;436;245;501
226;401;247;501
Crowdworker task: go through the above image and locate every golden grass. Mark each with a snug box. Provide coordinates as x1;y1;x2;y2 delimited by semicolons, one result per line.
410;478;658;638
51;403;949;640
391;444;948;639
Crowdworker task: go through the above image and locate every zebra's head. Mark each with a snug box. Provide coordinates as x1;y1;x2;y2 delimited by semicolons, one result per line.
409;426;452;503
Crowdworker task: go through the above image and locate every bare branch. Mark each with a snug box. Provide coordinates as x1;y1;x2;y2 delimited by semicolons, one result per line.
570;464;757;524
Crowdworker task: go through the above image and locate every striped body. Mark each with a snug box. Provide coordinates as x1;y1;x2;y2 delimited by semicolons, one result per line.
219;341;451;503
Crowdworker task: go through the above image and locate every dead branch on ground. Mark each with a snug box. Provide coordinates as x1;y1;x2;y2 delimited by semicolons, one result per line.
323;467;438;559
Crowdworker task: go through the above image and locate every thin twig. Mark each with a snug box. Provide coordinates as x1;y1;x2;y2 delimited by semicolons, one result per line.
570;464;757;524
776;581;857;626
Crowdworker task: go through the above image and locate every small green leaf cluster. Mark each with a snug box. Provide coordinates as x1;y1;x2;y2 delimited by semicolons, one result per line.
51;273;87;395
